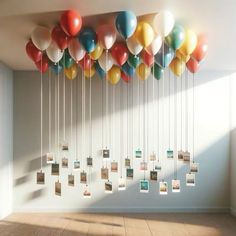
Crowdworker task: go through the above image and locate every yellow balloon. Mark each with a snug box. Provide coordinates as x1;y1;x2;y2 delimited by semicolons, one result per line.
134;21;154;48
84;65;96;78
179;29;197;56
136;63;150;80
89;43;103;60
108;65;121;85
169;57;185;77
65;64;78;80
176;50;190;63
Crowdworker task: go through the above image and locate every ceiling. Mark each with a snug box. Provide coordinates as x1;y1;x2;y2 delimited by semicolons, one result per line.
0;0;235;71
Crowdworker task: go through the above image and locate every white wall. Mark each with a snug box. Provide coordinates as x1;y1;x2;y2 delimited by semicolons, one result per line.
13;70;231;212
0;63;13;219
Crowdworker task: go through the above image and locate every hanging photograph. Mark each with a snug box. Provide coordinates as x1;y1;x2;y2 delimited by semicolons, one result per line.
83;189;91;198
46;152;54;164
178;150;184;160
190;162;199;173
126;168;134;179
61;142;69;151
140;180;149;193
62;157;68;168
55;181;61;196
87;157;93;167
140;161;147;171
73;160;80;171
105;181;113;193
51;163;59;176
150;152;156;161
80;171;87;184
118;178;126;191
150;171;158;181
183;151;190;162
135;148;142;158
167;149;174;159
101;167;109;179
172;179;181;193
186;173;195;186
103;148;110;159
159;181;168;195
155;162;162;172
111;161;118;172
68;174;75;186
125;158;131;168
36;171;45;184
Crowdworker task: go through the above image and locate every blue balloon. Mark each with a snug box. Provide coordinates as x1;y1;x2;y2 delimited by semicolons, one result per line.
154;43;175;68
94;61;105;79
50;62;63;74
115;11;137;39
78;27;97;53
122;62;135;77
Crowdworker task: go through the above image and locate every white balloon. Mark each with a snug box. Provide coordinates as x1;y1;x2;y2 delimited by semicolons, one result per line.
68;38;85;62
126;35;143;55
46;41;64;63
31;26;51;51
153;11;175;37
145;35;162;55
98;51;114;72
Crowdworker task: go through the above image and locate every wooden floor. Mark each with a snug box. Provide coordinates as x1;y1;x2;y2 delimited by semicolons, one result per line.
0;213;235;236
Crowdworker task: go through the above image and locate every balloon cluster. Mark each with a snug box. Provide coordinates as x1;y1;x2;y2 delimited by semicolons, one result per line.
26;10;208;83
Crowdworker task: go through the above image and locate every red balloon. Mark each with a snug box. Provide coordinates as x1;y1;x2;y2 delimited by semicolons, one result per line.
111;43;129;66
25;40;42;62
191;35;208;62
78;54;94;70
35;54;49;73
142;50;154;67
186;58;200;74
121;71;131;83
51;25;70;50
60;10;82;36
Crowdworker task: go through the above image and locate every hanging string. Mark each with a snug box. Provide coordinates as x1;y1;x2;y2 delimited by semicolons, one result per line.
174;74;178;180
89;57;92;158
157;73;160;163
101;76;104;167
57;60;60;167
54;65;58;162
40;56;43;170
143;81;146;180
120;82;123;178
192;73;195;163
75;71;78;172
168;69;171;150
138;75;141;149
112;85;115;162
70;79;73;159
131;77;134;167
48;68;51;153
185;69;189;151
127;79;129;159
152;57;155;171
105;50;109;150
162;41;165;180
82;57;86;170
63;55;66;141
180;62;183;151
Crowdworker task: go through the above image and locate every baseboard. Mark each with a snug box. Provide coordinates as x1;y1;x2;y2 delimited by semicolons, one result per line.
230;208;236;217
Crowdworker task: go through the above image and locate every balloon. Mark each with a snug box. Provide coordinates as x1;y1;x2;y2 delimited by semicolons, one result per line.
179;29;197;56
176;50;190;63
108;65;121;85
169;57;185;77
166;24;185;50
31;26;51;51
128;53;141;68
115;11;137;39
68;38;85;62
186;58;200;73
25;40;42;62
65;64;78;80
121;71;132;83
151;63;164;80
134;21;154;47
153;11;175;37
136;63;150;80
60;10;82;36
97;24;116;50
50;62;63;74
60;50;74;68
141;50;154;67
51;25;70;51
154;43;174;68
84;65;96;78
122;62;135;77
145;35;162;56
78;54;94;70
98;51;114;72
191;35;208;62
94;61;106;79
111;42;129;66
35;54;49;73
89;43;103;60
78;27;97;53
126;35;143;55
46;41;64;63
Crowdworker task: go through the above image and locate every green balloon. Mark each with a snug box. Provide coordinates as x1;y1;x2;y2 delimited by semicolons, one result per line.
60;50;74;69
151;63;164;80
166;24;185;50
128;53;141;68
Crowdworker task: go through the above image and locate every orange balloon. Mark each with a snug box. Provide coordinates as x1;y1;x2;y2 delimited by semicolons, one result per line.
191;35;208;62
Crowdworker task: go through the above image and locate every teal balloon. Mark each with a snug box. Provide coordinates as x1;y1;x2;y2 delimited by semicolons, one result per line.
122;62;135;77
154;43;174;68
166;24;185;50
78;27;97;53
50;62;63;74
115;11;137;39
151;63;164;80
128;53;141;68
60;50;74;68
94;61;105;79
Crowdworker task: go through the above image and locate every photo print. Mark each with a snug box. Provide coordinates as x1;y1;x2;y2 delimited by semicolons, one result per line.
105;181;113;193
150;152;156;161
87;157;93;167
80;171;87;184
150;170;158;181
103;148;110;159
125;158;131;168
118;178;126;191
51;163;59;176
73;160;80;171
155;162;162;172
159;181;168;195
140;180;149;193
190;162;199;173
111;161;118;172
186;173;195;186
126;168;134;179
61;142;69;151
101;167;109;179
183;151;190;162
172;179;181;193
83;189;91;198
140;161;147;171
68;174;75;186
167;149;174;159
135;148;142;158
178;150;184;160
55;181;61;196
62;157;68;168
46;152;54;164
37;171;45;184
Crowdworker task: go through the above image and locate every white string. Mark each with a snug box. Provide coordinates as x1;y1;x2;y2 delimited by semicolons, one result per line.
127;81;129;158
185;70;189;151
168;70;171;149
54;66;57;162
138;77;140;148
113;85;115;161
40;56;43;170
89;59;92;157
131;77;134;166
63;56;66;141
180;66;183;151
174;74;177;180
143;81;146;180
49;68;51;152
152;57;155;154
57;61;60;166
193;73;195;162
162;42;165;180
120;82;123;178
82;58;85;170
70;80;73;159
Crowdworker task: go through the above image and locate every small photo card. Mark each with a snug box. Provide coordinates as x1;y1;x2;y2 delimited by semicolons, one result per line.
140;180;149;193
178;150;184;160
68;174;75;186
159;181;168;195
125;158;131;168
55;181;61;196
105;181;113;193
135;148;142;158
150;170;158;181
172;179;181;193
80;171;87;184
101;167;109;179
51;163;59;176
103;149;110;159
155;163;162;172
83;189;91;199
140;161;147;171
73;160;80;171
150;152;156;161
62;142;69;151
37;171;45;184
62;157;68;168
87;157;93;167
118;178;126;191
186;173;195;186
111;161;118;172
183;151;190;162
126;168;134;179
167;149;174;159
190;162;199;173
46;152;54;164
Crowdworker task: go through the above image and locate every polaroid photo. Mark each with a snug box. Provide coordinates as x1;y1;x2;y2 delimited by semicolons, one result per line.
111;161;118;172
118;178;126;191
140;180;149;193
190;162;199;173
155;162;162;172
103;149;110;159
183;151;190;162
55;181;61;196
80;171;87;184
87;157;93;167
73;160;80;171
126;168;134;179
83;189;91;199
140;161;147;171
159;181;168;195
172;179;181;193
62;142;69;151
62;157;68;168
167;149;174;159
68;174;75;186
186;173;195;186
37;171;45;184
178;150;184;161
105;181;113;193
46;152;54;164
125;158;131;168
101;167;109;180
150;170;158;181
150;152;156;161
51;163;59;176
135;148;142;158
